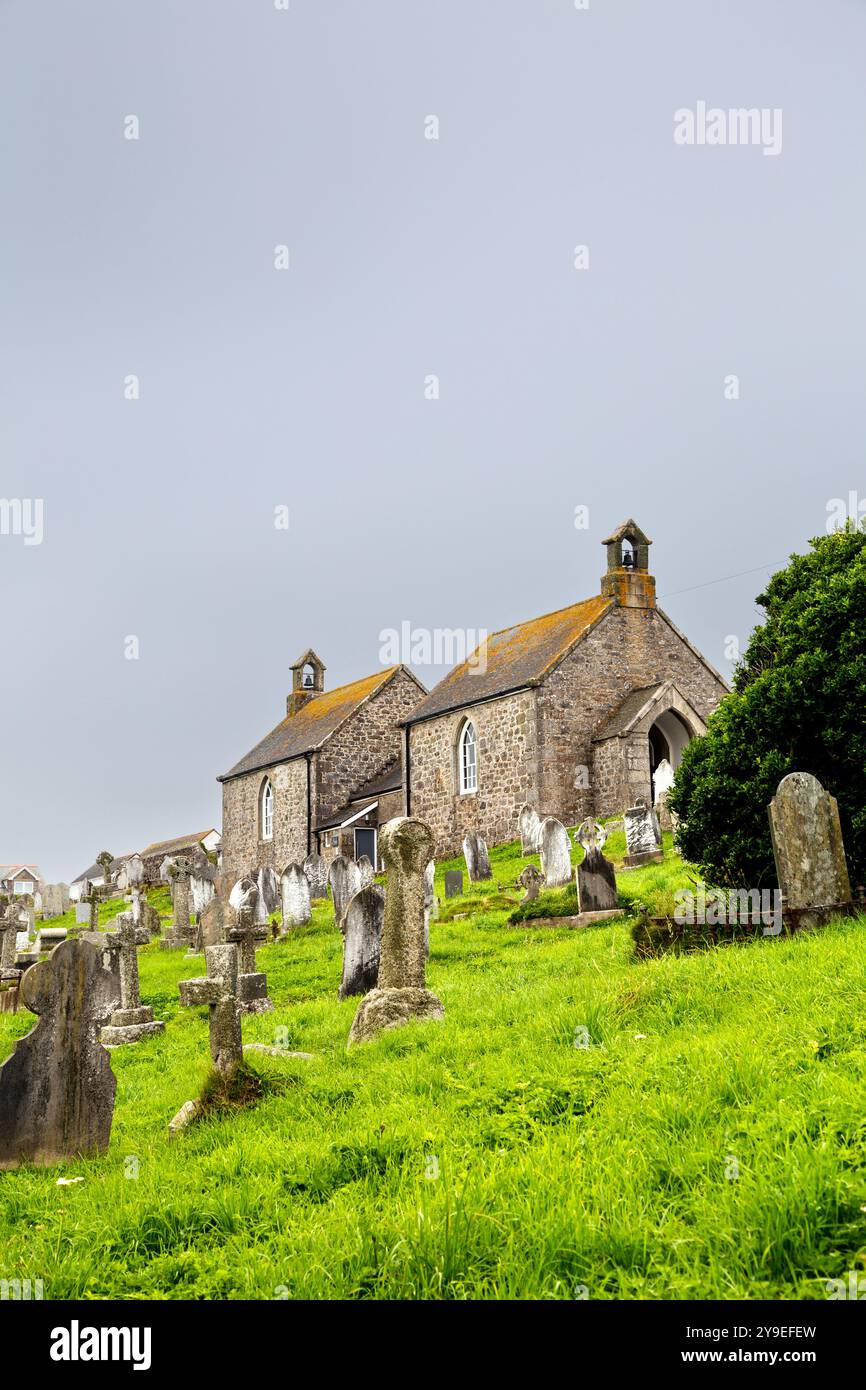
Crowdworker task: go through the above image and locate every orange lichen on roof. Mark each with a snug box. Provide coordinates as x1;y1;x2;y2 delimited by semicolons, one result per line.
220;667;402;780
406;595;612;723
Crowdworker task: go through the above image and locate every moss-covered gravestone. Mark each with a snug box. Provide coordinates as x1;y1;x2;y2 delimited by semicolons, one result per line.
463;831;492;882
339;885;384;999
329;855;362;932
769;772;852;914
348;818;444;1044
0;938;120;1169
575;819;618;913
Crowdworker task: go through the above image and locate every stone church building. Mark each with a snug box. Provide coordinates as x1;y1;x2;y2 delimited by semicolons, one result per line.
402;521;728;854
217;522;728;873
218;652;426;881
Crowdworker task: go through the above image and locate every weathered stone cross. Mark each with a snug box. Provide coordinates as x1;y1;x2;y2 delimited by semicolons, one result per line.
101;911;165;1046
178;943;243;1073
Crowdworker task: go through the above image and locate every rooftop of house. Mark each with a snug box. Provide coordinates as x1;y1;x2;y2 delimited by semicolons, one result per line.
140;831;219;860
0;864;42;882
403;593;612;725
219;666;421;782
71;852;137;886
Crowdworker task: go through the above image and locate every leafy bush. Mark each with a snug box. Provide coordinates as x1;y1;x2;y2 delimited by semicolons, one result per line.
669;526;866;887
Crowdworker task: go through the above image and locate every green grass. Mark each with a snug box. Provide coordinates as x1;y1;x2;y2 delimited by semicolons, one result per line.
1;841;864;1301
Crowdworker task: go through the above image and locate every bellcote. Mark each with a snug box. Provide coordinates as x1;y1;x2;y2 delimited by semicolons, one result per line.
600;520;656;609
287;649;326;716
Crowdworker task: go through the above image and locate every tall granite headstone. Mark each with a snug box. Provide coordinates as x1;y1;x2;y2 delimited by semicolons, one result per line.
349;818;445;1044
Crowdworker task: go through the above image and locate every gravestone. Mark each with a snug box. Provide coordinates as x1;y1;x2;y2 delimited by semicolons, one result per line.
575;819;618;913
517;864;544;902
36;928;67;956
256;867;281;926
357;855;375;889
96;851;114;893
423;859;437;957
518;804;542;855
769;772;852;912
303;851;328;900
339;885;384;999
0;938;120;1168
75;902;91;925
329;855;362;931
349;818;445;1044
229;876;258;916
0;912;22;1014
652;758;676;832
623;800;663;866
101;911;165;1045
162;864;192;948
539;817;571;888
280;863;311;929
463;831;492;882
41;884;65;919
178;943;243;1074
444;870;464;899
228;907;273;1013
200;896;227;949
131;887;162;938
190;855;217;917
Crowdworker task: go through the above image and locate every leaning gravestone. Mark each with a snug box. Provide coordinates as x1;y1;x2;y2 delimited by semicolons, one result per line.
517;864;544;902
329;855;362;930
349;817;445;1044
623;800;663;867
101;912;165;1046
357;855;375;889
280;863;311;929
575;819;618;913
539;817;572;888
339;886;385;999
303;852;328;900
444;870;463;899
518;804;542;855
463;831;492;883
769;772;852;913
0;938;120;1169
178;943;243;1074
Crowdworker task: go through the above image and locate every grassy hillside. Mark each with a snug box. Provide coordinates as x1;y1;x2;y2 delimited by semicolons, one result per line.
1;836;864;1301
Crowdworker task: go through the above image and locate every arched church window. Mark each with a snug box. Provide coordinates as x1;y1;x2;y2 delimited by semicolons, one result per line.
260;777;274;841
458;720;477;794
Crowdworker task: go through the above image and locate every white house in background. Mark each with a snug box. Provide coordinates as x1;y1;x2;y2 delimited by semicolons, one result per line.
0;864;43;896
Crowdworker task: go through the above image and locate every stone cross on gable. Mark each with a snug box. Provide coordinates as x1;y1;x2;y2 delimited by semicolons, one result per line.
101;911;165;1046
178;943;243;1074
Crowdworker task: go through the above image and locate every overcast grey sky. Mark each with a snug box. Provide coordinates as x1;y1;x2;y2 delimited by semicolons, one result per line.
2;0;864;880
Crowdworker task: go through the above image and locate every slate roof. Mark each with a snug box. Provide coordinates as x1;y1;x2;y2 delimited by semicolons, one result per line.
139;832;218;861
219;667;410;782
71;852;137;886
403;595;611;725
